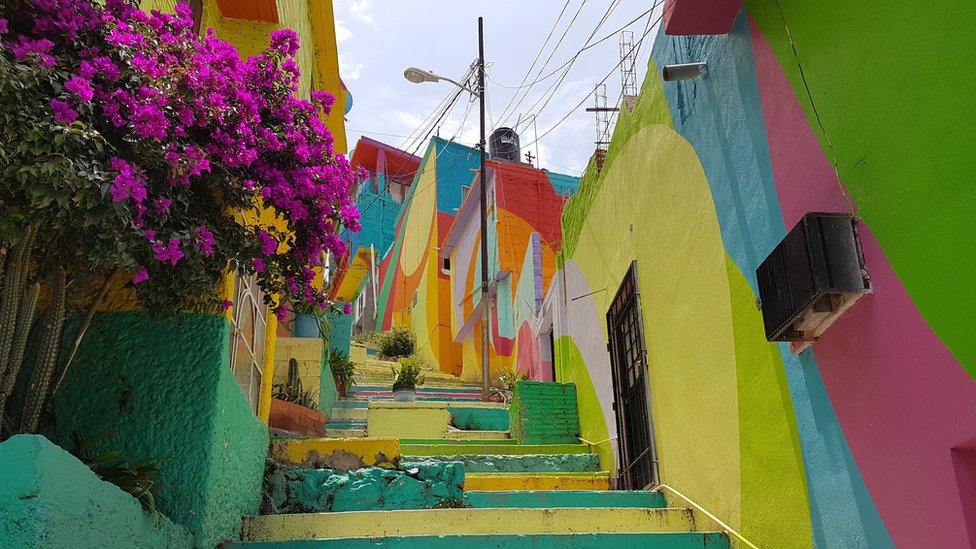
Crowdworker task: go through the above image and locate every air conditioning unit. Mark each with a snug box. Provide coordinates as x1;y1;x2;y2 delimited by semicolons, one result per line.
756;212;871;344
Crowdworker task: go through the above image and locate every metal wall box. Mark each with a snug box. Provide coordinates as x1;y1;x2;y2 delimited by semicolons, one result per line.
756;212;871;343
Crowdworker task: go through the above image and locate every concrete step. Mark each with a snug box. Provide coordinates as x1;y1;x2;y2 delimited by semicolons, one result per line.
323;420;366;430
270;437;399;469
328;408;367;421
241;507;698;542
403;453;600;473
445;429;509;440
465;490;667;508
321;428;367;438
398;438;517;446
232;532;729;548
465;472;611;491
401;442;589;457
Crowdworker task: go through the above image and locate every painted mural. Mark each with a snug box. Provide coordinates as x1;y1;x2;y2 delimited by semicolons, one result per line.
553;4;976;549
371;136;578;382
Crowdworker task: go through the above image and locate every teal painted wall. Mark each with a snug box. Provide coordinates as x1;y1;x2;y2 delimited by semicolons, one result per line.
51;312;268;547
447;407;510;431
0;434;193;548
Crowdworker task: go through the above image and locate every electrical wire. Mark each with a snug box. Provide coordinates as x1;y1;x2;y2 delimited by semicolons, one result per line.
521;1;669;152
496;0;590;126
512;0;623;132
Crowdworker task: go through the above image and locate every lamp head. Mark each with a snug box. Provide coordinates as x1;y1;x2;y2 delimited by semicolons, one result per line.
404;67;440;84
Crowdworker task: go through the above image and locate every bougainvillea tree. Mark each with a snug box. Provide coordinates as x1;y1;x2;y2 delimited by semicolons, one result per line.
0;0;360;433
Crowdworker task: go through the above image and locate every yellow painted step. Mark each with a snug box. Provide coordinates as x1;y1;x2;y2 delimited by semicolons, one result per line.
242;507;695;542
446;429;509;440
328;408;367;421
269;437;399;469
465;472;611;491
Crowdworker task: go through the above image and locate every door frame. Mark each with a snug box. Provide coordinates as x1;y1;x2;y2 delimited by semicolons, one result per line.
606;260;660;490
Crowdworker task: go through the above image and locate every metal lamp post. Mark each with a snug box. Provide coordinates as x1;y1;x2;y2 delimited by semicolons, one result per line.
403;17;491;399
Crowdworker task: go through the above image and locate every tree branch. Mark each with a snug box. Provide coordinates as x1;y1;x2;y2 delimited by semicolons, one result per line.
52;267;120;395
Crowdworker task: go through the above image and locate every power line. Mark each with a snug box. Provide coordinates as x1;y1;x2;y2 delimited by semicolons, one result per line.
521;1;670;152
488;5;655;92
512;0;623;132
496;0;590;126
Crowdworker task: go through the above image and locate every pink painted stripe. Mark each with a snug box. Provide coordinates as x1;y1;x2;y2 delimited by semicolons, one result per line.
750;17;976;547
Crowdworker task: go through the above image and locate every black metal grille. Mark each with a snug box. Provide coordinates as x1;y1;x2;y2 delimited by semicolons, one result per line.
607;261;657;490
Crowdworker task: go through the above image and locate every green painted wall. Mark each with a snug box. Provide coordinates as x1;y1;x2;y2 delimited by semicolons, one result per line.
746;1;976;373
52;312;269;547
510;381;580;445
0;434;192;548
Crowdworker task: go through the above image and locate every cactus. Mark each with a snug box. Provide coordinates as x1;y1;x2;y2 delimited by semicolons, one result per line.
20;267;65;434
0;283;39;435
0;227;35;386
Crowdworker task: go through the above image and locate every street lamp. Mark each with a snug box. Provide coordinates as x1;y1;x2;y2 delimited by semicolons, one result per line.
404;17;491;400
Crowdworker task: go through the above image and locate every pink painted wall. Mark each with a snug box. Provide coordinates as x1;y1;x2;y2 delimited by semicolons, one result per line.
751;18;976;547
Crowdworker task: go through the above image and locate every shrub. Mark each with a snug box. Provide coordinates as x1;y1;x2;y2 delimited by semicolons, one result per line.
377;326;414;358
272;380;317;409
392;355;425;391
329;349;355;391
352;330;378;346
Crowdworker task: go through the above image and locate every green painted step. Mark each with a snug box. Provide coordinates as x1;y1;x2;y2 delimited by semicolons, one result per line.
401;442;590;456
465;490;666;508
398;438;517;446
402;453;600;473
231;532;730;548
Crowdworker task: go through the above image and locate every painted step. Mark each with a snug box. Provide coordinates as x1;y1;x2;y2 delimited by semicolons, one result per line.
270;437;399;469
398;438;516;446
449;406;510;431
241;507;697;542
328;408;367;421
323;420;366;430
231;532;729;548
402;453;600;473
465;472;611;491
350;384;483;395
401;442;589;456
465;490;666;508
321;429;366;438
444;429;509;440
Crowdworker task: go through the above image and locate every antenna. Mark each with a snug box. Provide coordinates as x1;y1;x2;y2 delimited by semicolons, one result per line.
593;84;611;151
619;30;638;112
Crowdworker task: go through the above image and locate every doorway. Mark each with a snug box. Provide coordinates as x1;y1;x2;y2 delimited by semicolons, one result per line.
606;261;658;490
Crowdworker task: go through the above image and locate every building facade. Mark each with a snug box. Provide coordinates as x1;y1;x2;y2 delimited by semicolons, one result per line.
551;1;976;547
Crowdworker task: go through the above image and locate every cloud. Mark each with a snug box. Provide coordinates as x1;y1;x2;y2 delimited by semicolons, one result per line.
349;0;374;24
335;18;353;43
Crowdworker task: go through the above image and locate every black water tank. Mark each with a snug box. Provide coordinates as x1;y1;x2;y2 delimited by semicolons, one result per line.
489;127;520;162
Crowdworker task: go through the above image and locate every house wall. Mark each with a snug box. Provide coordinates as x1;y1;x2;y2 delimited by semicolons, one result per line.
555;5;976;548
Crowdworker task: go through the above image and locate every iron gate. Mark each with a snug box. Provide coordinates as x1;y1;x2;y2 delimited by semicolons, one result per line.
606;261;658;490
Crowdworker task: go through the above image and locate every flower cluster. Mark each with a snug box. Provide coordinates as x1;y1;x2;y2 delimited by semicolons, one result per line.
0;0;360;315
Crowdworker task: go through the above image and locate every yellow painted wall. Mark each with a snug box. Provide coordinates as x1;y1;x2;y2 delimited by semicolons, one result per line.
366;406;450;439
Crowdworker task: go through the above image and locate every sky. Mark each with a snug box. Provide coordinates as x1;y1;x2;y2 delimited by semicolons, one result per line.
333;0;664;177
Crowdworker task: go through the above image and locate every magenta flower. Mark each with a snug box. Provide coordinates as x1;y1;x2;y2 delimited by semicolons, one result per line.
65;75;94;102
143;229;157;241
132;267;149;284
152;237;184;266
311;90;336;113
131;103;169;140
258;230;277;255
342;302;352;315
275;306;288;322
252;258;266;273
269;28;300;57
108;157;147;203
221;299;233;311
50;99;77;125
197;225;215;257
0;18;8;34
154;197;172;213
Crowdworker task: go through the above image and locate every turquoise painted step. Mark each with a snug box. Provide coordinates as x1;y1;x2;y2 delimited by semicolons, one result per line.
401;443;589;456
231;532;729;548
398;438;517;446
349;385;483;394
465;490;666;508
449;406;510;431
402;453;600;473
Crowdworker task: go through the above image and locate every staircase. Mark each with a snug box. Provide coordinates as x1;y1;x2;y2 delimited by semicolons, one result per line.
235;347;729;548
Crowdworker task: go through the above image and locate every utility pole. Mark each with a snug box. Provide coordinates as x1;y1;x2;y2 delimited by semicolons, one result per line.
477;17;491;400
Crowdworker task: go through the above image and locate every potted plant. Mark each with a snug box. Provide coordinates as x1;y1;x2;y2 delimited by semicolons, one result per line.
329;350;356;398
391;356;426;402
270;379;325;436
